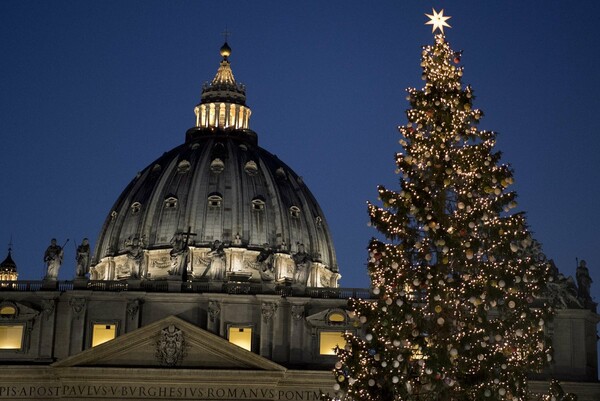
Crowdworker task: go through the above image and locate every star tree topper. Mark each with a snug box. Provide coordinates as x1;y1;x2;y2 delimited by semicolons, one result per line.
425;8;451;34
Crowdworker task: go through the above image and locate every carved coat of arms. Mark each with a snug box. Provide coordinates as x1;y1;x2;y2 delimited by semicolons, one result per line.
156;324;186;366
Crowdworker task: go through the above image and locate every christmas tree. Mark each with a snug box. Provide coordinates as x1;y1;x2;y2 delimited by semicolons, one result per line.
332;10;554;401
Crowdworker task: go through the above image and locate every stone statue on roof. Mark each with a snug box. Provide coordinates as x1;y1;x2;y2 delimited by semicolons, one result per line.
44;238;64;280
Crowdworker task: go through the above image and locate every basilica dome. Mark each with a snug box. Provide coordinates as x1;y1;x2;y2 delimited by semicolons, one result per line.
91;44;339;289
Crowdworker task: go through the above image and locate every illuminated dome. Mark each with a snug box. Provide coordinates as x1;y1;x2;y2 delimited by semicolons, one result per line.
0;247;17;281
91;44;339;289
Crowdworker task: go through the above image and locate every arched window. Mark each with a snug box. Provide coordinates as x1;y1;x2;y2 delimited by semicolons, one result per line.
210;158;225;174
164;196;178;209
250;196;267;245
130;202;142;215
289;206;301;219
0;304;17;317
244;160;258;176
327;310;346;325
208;194;223;208
218;103;226;127
251;197;265;211
205;193;223;241
177;160;190;173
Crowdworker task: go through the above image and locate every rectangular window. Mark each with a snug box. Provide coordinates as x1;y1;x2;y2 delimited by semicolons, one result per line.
92;323;117;347
228;326;252;351
319;331;346;355
0;324;24;350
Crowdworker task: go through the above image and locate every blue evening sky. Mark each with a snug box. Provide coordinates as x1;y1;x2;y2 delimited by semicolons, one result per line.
0;1;599;309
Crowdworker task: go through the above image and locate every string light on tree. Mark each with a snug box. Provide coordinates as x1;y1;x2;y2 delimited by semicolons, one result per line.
326;9;567;401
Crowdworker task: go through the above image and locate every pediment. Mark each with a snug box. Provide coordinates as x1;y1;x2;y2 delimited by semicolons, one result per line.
0;300;40;321
52;315;285;371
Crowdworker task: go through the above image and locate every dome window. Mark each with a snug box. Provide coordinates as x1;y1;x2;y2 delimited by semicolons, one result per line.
110;211;118;221
177;160;190;173
210;158;225;174
251;197;265;211
289;206;301;219
315;216;323;227
130;202;142;215
275;167;287;180
244;160;259;176
164;196;178;209
208;194;223;208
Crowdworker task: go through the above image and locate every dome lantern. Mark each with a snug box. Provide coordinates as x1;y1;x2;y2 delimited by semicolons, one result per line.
194;43;252;131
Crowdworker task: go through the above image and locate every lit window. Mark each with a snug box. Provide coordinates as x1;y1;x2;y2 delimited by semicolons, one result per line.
209;103;216;126
92;323;117;347
319;331;346;355
218;103;226;127
0;305;16;317
328;312;346;324
0;325;23;350
228;326;252;351
228;105;236;128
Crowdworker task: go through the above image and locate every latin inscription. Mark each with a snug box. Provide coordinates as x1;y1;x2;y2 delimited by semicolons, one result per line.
0;385;323;400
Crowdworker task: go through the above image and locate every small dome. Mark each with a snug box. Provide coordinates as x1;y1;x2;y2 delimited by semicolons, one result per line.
0;249;17;273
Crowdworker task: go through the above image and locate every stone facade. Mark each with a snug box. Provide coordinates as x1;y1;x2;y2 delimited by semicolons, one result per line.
0;285;598;400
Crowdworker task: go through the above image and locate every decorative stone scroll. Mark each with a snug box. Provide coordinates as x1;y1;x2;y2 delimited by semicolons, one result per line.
69;297;86;319
208;301;221;322
40;299;55;319
126;299;141;319
261;302;278;323
291;305;304;321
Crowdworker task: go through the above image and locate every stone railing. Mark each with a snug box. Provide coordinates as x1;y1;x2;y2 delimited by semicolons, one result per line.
0;280;374;299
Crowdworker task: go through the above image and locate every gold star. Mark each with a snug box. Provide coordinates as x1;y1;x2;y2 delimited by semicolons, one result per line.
425;8;452;34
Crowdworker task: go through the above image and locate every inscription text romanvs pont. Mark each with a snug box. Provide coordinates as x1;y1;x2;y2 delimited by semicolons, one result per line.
0;385;323;400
